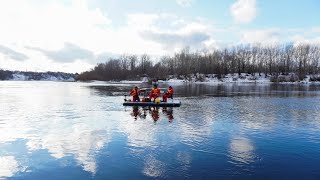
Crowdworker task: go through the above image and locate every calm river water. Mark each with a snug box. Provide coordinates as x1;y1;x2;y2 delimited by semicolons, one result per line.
1;81;320;179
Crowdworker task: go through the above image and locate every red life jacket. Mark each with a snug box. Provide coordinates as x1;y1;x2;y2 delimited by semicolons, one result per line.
151;88;160;95
130;88;139;96
167;88;174;95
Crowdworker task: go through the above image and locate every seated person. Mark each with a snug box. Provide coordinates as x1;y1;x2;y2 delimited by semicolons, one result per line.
162;86;174;102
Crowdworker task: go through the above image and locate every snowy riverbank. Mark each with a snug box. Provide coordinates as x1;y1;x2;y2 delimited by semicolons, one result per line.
0;71;76;81
116;73;320;85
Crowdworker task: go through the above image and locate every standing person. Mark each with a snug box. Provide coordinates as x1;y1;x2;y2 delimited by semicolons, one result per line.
149;84;160;102
162;86;174;102
129;86;140;102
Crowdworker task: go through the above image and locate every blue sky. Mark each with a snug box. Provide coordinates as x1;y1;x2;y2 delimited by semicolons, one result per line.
0;0;319;72
87;0;320;28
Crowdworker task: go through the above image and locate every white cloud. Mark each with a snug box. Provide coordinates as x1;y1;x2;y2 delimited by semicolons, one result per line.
0;0;319;74
176;0;194;7
0;45;28;61
127;13;159;30
135;13;217;52
241;29;281;44
291;35;320;46
204;39;219;51
311;27;320;33
230;0;257;24
0;156;21;178
0;0;111;49
0;2;190;72
0;0;112;72
239;27;320;46
27;43;95;63
0;0;255;73
143;31;210;51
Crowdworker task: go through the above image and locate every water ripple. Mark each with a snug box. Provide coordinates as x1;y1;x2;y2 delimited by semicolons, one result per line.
1;82;320;179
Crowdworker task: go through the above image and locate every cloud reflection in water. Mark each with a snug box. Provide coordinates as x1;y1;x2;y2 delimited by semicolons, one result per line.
143;155;165;178
229;137;256;166
0;82;115;177
0;156;22;178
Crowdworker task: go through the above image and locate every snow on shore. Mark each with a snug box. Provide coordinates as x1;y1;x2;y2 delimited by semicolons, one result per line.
121;73;320;85
158;74;270;85
10;72;75;81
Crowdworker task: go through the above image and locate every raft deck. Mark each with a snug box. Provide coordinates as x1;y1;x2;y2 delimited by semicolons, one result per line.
123;100;181;107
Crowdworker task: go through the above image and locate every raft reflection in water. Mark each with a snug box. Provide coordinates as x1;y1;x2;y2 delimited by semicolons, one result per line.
129;106;174;122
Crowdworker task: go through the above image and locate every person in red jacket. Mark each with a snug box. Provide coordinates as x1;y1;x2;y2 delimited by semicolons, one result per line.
129;86;140;102
149;84;160;102
162;86;174;102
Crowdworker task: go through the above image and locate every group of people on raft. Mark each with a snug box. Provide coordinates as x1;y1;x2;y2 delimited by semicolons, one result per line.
129;84;174;102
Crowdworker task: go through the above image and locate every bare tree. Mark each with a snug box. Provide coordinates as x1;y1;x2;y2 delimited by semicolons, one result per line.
77;44;320;82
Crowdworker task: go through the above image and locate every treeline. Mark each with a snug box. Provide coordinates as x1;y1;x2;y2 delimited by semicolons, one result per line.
77;44;320;81
0;70;77;81
0;70;12;80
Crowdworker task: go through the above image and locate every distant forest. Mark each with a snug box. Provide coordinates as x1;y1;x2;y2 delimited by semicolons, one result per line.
76;44;320;81
0;70;77;81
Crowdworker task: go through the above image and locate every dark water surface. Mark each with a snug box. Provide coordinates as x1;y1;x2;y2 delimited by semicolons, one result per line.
1;81;320;179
